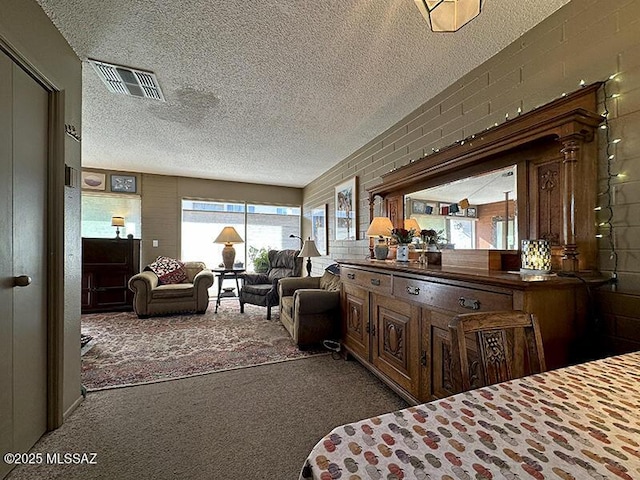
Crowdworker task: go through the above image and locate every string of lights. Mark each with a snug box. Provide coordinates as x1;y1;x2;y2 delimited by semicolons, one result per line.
399;76;623;284
596;75;620;284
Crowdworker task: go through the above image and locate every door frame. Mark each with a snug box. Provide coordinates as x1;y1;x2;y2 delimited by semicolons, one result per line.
0;36;66;430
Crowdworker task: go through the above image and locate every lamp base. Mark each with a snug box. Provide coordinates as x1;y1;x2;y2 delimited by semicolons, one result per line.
221;244;236;269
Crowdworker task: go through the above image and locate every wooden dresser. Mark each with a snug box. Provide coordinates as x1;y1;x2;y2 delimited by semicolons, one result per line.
339;259;601;404
81;238;141;313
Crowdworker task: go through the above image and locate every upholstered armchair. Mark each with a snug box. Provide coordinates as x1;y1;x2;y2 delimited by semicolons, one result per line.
278;269;342;348
128;261;213;318
239;249;302;319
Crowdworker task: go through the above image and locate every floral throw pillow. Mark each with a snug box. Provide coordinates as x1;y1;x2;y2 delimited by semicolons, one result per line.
145;256;187;285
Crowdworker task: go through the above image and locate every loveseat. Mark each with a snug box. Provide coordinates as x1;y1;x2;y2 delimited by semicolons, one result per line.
278;269;341;348
128;260;213;318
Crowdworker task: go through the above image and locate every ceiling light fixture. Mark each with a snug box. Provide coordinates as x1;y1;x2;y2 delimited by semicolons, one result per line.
414;0;482;32
88;59;165;101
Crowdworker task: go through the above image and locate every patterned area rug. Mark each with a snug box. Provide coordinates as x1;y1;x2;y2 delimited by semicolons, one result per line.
81;302;326;391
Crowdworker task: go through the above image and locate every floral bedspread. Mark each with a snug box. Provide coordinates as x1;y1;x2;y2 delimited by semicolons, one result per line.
300;352;640;480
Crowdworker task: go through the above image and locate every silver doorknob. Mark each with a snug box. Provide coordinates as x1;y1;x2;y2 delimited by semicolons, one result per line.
14;275;32;287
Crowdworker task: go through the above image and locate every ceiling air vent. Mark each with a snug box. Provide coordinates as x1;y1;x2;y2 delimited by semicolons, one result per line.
88;59;165;101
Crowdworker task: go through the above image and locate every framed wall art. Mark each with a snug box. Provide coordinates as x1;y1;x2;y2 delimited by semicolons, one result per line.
311;204;328;255
334;176;357;240
81;171;106;190
466;207;477;218
111;174;137;193
411;199;426;215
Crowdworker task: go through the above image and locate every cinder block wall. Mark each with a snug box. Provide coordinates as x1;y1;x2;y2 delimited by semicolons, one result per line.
303;0;640;292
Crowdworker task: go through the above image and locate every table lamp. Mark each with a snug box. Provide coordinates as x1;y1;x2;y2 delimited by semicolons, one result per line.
366;217;393;260
298;237;321;276
404;218;421;235
214;226;244;269
111;216;125;239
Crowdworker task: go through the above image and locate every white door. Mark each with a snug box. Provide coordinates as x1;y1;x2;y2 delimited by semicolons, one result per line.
0;49;49;478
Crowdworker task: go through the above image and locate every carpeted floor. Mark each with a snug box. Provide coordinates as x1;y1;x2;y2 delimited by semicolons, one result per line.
7;355;408;480
81;302;325;390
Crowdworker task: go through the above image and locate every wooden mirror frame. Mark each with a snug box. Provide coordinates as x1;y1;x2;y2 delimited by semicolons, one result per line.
368;83;603;272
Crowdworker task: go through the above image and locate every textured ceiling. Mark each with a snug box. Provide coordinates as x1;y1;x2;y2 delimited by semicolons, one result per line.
37;0;570;188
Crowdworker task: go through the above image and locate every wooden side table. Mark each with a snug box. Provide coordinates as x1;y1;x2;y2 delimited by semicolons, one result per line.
212;268;245;313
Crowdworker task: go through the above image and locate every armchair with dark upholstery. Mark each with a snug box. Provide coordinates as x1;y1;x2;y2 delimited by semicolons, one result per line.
278;269;342;348
239;249;302;319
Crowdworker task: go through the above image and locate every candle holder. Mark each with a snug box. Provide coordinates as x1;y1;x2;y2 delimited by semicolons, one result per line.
520;239;552;274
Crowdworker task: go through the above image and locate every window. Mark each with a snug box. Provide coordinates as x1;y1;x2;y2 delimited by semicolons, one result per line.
246;204;301;257
495;218;517;249
81;192;142;238
181;200;301;294
181;200;246;272
447;218;476;249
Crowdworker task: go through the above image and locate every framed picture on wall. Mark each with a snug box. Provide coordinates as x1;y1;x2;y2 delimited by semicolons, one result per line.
81;171;106;190
334;176;358;240
311;204;328;255
111;174;137;193
411;200;426;215
466;207;477;218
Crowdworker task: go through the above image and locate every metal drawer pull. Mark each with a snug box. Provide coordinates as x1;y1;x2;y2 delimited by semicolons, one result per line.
347;273;355;280
13;275;32;287
370;278;381;286
459;296;480;310
406;285;420;295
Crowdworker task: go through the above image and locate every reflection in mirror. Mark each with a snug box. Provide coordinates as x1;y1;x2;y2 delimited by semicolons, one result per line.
404;165;517;250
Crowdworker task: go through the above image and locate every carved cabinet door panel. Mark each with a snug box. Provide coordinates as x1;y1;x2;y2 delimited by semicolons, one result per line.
431;325;456;399
371;293;420;396
384;194;404;229
341;283;370;361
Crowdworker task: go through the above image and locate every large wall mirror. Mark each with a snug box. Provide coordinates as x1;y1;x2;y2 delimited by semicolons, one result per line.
405;165;517;250
368;84;603;271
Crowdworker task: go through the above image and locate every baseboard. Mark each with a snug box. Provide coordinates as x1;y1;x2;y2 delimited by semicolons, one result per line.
63;393;84;422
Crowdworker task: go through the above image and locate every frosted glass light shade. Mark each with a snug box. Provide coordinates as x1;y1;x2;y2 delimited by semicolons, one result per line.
414;0;482;32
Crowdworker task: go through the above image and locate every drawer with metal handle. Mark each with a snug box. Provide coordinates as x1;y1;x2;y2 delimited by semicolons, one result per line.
393;275;512;312
341;266;392;295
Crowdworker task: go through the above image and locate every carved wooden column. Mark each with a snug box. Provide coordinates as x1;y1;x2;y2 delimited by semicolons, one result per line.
560;138;581;272
368;193;375;259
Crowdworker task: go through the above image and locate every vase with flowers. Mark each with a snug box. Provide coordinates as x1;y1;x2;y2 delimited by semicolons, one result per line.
391;227;416;262
420;229;446;251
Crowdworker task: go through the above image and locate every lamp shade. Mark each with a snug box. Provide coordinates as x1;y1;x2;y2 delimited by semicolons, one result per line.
366;217;394;238
111;216;125;227
214;226;244;245
404;218;421;234
520;239;551;274
414;0;482;32
299;238;321;258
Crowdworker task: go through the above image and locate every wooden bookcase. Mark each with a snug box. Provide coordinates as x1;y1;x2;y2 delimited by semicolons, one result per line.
81;238;141;313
